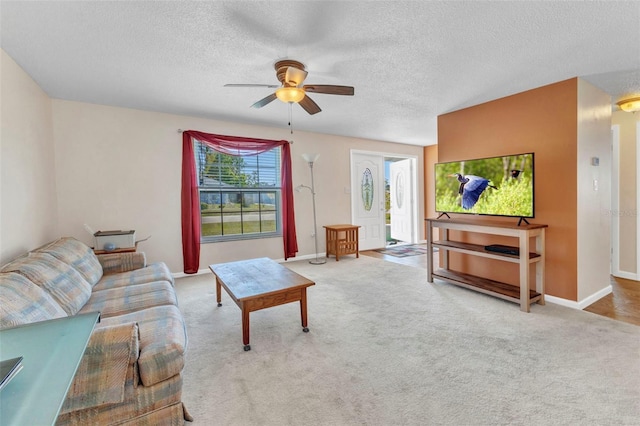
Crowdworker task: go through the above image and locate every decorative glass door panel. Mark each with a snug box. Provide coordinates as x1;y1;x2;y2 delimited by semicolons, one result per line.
351;152;385;250
390;158;414;243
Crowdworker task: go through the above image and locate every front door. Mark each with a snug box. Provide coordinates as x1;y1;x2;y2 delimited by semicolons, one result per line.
390;158;414;243
351;152;386;250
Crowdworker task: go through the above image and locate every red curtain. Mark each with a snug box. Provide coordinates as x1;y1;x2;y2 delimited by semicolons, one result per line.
181;130;298;273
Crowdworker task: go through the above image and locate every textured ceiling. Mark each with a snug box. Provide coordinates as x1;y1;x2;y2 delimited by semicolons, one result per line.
1;1;639;146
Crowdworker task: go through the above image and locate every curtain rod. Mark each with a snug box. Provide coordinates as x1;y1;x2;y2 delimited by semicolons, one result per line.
177;129;293;143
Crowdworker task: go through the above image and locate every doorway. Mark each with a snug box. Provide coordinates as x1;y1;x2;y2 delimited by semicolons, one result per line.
387;157;415;246
611;121;640;280
350;150;418;251
611;125;622;277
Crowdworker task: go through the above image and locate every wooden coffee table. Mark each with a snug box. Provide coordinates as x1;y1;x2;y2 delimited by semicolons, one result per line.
209;257;315;351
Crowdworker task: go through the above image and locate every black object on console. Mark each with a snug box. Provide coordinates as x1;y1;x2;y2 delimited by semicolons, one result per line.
484;244;520;256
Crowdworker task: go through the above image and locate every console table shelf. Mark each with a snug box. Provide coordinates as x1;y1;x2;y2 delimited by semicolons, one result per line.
426;218;547;312
432;269;542;304
432;240;541;263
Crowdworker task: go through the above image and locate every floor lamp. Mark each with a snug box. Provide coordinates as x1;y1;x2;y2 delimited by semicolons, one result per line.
298;153;326;265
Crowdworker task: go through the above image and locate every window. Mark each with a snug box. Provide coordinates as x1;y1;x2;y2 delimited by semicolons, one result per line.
194;141;281;242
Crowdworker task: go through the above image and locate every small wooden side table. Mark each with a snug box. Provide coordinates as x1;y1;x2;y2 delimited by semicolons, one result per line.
324;224;361;261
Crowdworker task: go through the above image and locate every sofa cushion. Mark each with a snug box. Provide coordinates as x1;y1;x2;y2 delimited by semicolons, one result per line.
93;262;174;291
35;237;103;286
79;281;178;318
1;252;92;315
98;305;186;387
0;272;67;329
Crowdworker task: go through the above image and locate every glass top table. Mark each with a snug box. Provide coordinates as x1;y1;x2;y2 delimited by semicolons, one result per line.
0;312;100;425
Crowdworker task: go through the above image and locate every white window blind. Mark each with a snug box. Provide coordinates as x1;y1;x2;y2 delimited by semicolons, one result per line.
194;141;281;241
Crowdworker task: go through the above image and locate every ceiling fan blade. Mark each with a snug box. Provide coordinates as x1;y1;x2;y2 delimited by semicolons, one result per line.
225;83;280;88
299;95;322;115
284;67;308;86
303;85;354;96
250;93;277;109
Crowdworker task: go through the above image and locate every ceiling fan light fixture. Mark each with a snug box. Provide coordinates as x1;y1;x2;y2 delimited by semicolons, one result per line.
276;87;305;103
616;95;640;112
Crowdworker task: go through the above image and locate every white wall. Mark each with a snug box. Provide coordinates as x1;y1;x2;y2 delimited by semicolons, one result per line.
51;100;424;273
576;78;612;303
0;49;59;264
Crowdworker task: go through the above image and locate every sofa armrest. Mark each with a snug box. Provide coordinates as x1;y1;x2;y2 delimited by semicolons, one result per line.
60;322;140;414
97;252;147;274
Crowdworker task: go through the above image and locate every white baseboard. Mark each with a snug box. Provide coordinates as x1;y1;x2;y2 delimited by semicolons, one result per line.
276;253;320;263
545;285;613;310
544;295;580;309
173;269;212;279
612;270;639;281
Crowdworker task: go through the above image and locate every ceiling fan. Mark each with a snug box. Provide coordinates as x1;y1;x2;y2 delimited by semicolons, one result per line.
224;59;354;115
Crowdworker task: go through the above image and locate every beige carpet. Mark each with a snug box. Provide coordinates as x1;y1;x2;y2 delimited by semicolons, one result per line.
175;256;640;425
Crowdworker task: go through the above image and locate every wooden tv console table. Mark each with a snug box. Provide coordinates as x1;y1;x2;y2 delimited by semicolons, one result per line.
425;218;547;312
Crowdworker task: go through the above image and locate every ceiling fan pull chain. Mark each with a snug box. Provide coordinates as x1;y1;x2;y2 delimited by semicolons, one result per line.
289;103;294;135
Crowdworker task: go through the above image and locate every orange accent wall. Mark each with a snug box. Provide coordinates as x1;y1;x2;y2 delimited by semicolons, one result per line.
425;78;578;300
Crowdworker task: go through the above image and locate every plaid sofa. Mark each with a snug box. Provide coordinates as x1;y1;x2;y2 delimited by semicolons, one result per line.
0;237;192;425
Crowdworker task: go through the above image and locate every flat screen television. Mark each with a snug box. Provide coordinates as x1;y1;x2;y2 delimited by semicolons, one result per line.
434;152;534;220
